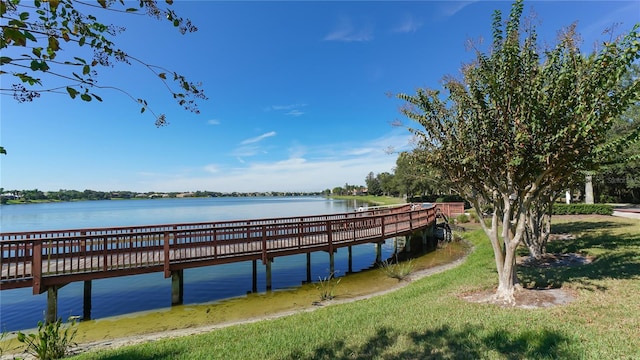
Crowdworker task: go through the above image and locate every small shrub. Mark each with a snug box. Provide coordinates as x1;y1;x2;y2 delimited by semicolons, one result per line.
17;317;78;360
467;209;479;223
315;272;341;301
380;255;415;281
456;214;470;223
552;204;613;215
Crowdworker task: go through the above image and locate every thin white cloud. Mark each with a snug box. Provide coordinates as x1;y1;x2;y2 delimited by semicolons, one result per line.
393;17;422;33
287;144;306;159
324;16;373;42
240;131;276;145
203;164;219;173
286;110;304;117
207;119;221;125
129;130;413;193
266;104;307;116
346;147;375;156
268;104;307;111
231;145;261;157
441;1;478;17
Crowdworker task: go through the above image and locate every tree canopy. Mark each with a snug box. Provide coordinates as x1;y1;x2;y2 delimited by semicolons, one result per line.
398;0;640;302
0;0;207;154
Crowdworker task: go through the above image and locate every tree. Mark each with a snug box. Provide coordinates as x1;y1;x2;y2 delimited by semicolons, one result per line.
365;171;382;196
1;0;207;153
398;0;640;302
593;65;640;204
392;152;419;199
377;172;396;196
392;149;452;199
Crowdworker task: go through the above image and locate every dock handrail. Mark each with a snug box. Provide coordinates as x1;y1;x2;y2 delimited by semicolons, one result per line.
1;202;464;293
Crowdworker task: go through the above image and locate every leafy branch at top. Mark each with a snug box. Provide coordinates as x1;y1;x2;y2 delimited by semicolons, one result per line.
0;0;207;127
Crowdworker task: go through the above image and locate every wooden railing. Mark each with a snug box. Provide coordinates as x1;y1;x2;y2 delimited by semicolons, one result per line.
1;202;464;293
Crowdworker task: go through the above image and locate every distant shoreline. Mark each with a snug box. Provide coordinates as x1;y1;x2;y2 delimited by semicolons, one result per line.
2;194;406;206
1;193;328;205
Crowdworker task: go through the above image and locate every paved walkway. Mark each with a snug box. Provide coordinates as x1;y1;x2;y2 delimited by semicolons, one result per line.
612;204;640;220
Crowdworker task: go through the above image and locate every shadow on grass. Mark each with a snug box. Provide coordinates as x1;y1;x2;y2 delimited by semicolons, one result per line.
85;348;184;360
550;220;630;235
519;219;640;290
285;325;576;360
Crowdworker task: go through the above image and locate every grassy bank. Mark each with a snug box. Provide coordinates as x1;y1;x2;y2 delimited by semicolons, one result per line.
329;195;405;206
62;215;639;359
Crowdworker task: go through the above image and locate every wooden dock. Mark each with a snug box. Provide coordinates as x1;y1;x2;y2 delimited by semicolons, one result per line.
1;202;464;322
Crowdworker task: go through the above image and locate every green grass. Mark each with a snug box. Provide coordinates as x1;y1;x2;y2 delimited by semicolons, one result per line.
329;195;405;206
71;215;639;359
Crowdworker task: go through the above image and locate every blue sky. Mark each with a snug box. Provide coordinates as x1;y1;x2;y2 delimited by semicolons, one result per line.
1;1;638;193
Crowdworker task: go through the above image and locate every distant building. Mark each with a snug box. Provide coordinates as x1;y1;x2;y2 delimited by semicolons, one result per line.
1;192;20;200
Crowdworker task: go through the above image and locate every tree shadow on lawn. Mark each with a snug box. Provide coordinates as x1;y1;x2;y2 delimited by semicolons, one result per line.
85;347;184;360
286;325;577;360
518;220;640;291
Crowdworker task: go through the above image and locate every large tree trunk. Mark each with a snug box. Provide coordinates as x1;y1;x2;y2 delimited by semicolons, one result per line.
473;195;526;303
585;173;594;204
523;200;552;259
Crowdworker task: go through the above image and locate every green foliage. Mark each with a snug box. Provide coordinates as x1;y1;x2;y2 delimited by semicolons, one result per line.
315;272;341;301
397;0;640;297
593;80;640;203
0;0;206;128
17;317;78;360
466;208;480;223
0;330;8;357
393;151;450;199
552;204;614;215
455;213;470;223
379;255;415;281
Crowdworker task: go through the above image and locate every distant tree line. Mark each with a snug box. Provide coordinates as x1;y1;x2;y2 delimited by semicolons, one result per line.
0;189;324;204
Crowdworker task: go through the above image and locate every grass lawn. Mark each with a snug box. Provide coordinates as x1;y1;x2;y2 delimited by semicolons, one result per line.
328;195;405;206
37;216;640;359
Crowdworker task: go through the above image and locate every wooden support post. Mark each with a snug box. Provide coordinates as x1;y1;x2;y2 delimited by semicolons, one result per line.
306;253;312;283
422;229;428;252
46;286;58;324
83;280;92;321
329;251;335;275
252;260;258;293
375;242;382;264
265;259;272;291
171;269;184;306
405;235;411;253
348;246;353;274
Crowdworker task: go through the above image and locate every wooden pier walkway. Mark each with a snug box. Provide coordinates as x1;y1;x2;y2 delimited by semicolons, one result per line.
1;202;464;322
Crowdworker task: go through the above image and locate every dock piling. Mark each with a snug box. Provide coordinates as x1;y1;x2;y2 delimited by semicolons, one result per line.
171;270;184;305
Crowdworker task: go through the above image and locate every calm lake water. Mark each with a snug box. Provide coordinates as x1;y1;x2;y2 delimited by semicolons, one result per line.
0;197;397;332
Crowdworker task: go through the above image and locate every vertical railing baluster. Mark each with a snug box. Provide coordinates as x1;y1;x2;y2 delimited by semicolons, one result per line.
261;225;267;264
326;220;333;254
32;240;42;295
102;236;108;272
163;231;170;278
